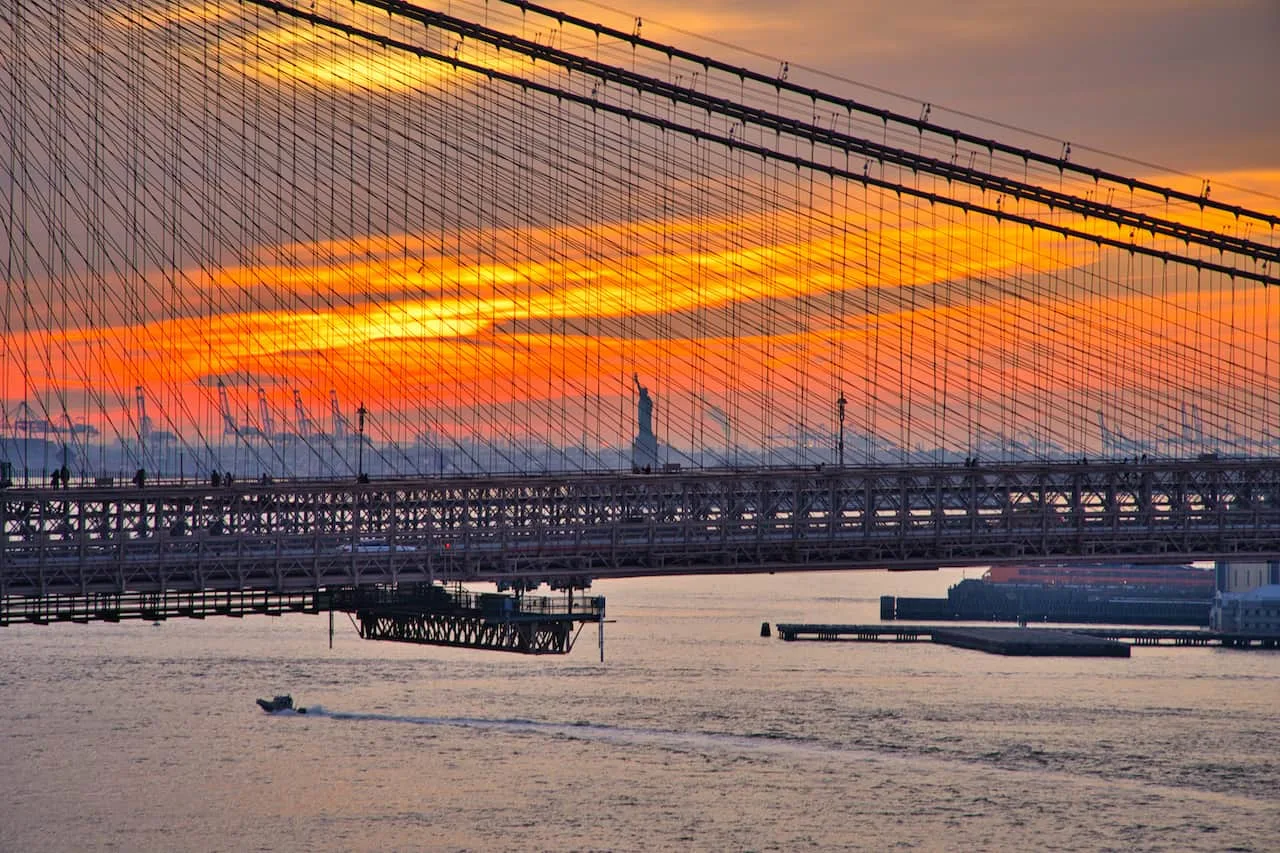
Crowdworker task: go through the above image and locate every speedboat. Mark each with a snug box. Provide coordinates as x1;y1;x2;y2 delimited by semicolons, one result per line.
256;694;306;714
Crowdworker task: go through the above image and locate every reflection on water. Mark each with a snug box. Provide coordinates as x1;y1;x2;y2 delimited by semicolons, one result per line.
1;569;1277;851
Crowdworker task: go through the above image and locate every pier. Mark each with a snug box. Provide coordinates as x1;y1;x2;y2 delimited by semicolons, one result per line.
325;584;605;656
773;623;1280;655
1;582;605;656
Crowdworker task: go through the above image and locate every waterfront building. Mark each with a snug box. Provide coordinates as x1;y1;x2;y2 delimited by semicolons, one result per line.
1210;584;1280;636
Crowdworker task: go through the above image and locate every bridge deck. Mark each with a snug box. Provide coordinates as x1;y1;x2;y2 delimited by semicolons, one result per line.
3;461;1279;601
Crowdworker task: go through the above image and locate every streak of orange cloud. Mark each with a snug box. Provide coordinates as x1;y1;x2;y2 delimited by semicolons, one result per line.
6;159;1276;451
226;6;539;94
7;220;1272;450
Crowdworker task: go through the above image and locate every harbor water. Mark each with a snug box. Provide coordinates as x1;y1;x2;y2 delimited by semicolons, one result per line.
2;569;1277;851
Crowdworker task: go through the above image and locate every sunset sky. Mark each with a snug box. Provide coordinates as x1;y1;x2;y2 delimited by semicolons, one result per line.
566;0;1280;173
1;0;1277;471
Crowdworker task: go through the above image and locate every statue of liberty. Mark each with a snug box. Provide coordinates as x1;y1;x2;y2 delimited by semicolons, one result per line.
631;373;659;471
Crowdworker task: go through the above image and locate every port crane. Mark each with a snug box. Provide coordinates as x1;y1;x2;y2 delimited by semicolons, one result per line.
212;378;281;477
294;388;352;477
62;414;98;437
257;388;274;439
216;379;240;436
293;389;321;438
210;380;259;439
135;386;176;447
1181;402;1274;456
1097;410;1148;457
330;389;351;439
257;387;293;442
12;401;56;435
132;386;178;473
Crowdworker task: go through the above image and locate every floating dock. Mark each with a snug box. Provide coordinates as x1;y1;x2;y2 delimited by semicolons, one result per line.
929;626;1128;657
773;623;1280;655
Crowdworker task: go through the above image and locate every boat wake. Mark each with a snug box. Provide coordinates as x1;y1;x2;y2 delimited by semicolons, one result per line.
297;707;1274;806
301;707;864;760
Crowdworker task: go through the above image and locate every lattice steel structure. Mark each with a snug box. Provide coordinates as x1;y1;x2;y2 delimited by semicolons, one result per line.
3;461;1280;607
334;585;605;654
0;587;318;625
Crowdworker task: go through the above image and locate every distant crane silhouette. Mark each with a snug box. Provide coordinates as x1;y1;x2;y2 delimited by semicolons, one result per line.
330;389;352;439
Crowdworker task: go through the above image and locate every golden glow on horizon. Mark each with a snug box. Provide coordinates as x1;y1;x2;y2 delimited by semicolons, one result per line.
231;14;538;93
10;285;1272;444
8;230;1273;442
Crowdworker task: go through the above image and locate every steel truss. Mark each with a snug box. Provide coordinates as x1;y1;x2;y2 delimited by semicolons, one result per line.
330;584;605;654
355;611;573;653
2;460;1280;602
0;588;319;626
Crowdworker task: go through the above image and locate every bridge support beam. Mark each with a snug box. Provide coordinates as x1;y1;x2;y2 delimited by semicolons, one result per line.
355;610;576;654
329;584;605;655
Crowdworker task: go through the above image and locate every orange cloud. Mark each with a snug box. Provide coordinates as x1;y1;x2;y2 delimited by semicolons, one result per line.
7;182;1276;455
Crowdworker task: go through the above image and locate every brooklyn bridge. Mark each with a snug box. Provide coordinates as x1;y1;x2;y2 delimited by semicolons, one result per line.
2;0;1278;638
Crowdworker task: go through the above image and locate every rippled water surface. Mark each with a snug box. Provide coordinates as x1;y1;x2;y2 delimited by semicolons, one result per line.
2;569;1277;851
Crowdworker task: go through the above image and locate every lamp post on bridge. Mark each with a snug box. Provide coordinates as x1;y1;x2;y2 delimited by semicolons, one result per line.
356;402;368;482
837;392;847;468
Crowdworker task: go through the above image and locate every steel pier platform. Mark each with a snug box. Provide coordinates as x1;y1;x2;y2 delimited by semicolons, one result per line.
325;584;605;655
0;588;320;625
2;583;606;656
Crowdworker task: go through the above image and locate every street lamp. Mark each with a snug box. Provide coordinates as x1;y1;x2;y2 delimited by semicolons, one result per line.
356;402;368;481
837;392;847;468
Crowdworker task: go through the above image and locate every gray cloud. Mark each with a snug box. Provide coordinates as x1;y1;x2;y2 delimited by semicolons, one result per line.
589;0;1280;173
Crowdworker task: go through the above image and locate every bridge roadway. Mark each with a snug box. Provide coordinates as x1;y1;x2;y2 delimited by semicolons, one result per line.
2;459;1279;602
